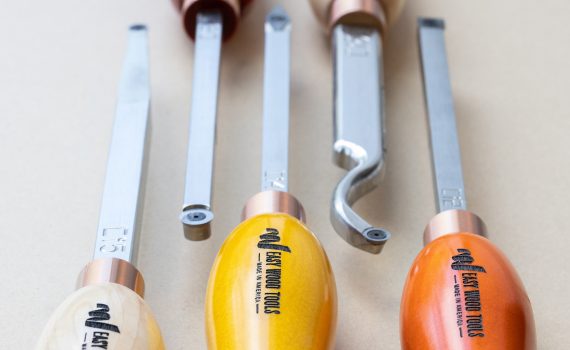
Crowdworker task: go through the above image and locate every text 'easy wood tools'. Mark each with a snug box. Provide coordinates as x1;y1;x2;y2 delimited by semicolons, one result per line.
400;19;536;350
204;8;337;349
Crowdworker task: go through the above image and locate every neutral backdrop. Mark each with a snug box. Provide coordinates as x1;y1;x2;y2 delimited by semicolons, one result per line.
1;0;568;349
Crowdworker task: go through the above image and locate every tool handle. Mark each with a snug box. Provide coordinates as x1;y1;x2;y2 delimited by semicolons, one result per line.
400;233;536;350
173;0;252;40
309;0;405;32
36;284;165;350
206;213;337;349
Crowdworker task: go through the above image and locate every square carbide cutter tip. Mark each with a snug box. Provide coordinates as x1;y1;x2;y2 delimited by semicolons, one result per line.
418;17;445;29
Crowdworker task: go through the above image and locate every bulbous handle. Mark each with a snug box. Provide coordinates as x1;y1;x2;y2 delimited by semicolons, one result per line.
36;284;165;350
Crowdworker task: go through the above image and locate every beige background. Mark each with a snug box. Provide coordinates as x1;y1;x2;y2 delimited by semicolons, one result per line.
1;0;568;349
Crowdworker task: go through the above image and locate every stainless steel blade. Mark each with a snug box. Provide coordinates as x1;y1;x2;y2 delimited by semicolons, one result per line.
419;18;467;213
261;6;291;193
331;24;389;254
93;25;150;264
181;11;223;240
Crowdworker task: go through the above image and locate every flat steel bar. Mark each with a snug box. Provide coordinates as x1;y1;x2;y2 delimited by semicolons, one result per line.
419;18;468;213
93;25;150;264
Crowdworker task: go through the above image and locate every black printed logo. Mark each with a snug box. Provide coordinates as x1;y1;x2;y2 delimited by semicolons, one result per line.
451;248;486;338
255;228;291;315
451;249;487;273
257;228;291;253
85;304;120;333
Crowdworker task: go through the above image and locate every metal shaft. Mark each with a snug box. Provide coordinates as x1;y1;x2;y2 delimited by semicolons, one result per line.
93;25;150;265
418;18;467;213
261;7;291;192
181;11;223;240
331;24;389;254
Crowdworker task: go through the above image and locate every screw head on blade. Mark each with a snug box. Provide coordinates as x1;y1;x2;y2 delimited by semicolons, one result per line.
181;207;214;241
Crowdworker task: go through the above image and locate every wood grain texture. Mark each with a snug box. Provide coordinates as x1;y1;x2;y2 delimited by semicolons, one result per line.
36;284;164;350
2;1;569;349
206;214;337;349
401;233;536;349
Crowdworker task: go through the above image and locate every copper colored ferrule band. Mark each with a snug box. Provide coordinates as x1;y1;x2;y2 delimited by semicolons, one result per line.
174;0;247;40
330;0;387;34
310;0;387;34
242;191;306;223
423;209;488;246
77;258;145;297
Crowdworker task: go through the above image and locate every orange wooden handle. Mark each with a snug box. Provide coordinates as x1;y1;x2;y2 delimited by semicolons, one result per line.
400;233;536;349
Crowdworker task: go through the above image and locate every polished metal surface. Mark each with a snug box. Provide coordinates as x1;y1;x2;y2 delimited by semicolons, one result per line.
78;258;145;297
418;18;467;213
92;25;150;265
242;190;305;223
181;11;223;241
331;24;389;254
94;25;150;264
423;209;487;245
261;7;291;193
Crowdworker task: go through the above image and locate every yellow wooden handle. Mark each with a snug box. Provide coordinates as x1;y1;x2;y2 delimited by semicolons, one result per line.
206;213;337;350
36;283;165;350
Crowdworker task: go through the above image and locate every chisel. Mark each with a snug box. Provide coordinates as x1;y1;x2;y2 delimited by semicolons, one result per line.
205;8;337;349
309;0;405;253
36;25;165;349
172;0;252;241
400;18;536;350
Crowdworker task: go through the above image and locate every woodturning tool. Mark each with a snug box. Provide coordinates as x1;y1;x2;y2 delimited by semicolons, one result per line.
36;25;165;350
309;0;406;253
400;18;536;350
173;0;252;241
205;8;337;349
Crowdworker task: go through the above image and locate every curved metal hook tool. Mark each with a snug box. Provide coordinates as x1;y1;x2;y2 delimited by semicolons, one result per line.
331;24;390;254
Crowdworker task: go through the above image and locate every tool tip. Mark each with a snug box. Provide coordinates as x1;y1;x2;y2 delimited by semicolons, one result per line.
180;208;213;241
418;17;445;29
266;6;290;31
129;24;148;32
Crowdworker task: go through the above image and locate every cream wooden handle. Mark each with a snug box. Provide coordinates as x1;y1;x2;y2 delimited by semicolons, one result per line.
36;283;165;350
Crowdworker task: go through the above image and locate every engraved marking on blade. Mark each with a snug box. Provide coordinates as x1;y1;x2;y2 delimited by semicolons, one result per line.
345;31;372;57
99;227;128;253
197;17;222;39
441;188;466;209
263;171;287;191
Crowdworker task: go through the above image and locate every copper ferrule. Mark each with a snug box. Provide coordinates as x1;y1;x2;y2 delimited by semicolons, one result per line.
423;209;488;246
310;0;407;34
173;0;250;40
242;191;306;223
331;0;387;34
77;258;145;297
